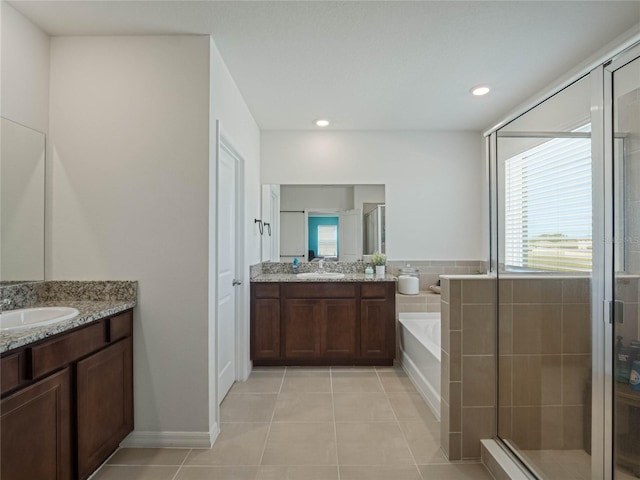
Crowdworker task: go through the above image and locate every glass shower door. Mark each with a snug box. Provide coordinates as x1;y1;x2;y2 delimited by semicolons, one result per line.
611;48;640;480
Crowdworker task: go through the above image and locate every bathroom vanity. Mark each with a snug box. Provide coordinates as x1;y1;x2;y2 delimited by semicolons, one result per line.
251;275;396;366
0;282;136;480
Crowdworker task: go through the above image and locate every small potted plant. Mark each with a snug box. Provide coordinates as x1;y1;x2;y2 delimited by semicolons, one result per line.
371;251;387;276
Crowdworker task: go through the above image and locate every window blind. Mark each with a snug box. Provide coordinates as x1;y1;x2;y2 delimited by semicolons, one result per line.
318;225;338;257
504;125;592;272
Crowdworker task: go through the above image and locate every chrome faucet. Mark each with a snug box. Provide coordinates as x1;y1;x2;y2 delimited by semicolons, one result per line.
318;259;325;272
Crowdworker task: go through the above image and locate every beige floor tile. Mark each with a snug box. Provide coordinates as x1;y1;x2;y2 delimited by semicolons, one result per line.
333;392;395;422
257;465;339;480
90;466;179;480
339;465;422;480
387;391;438;422
331;372;383;393
107;448;190;465
377;370;417;392
330;366;376;372
281;370;332;393
230;372;284;394
273;393;334;422
175;466;258;480
335;422;414;465
185;423;269;466
252;367;286;373
221;393;277;422
398;421;447;464
418;463;493;480
261;423;337;465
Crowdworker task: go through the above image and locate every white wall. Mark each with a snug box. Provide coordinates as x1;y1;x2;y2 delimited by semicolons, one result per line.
280;185;355;211
49;36;212;439
208;39;261;426
262;131;485;260
1;1;49;133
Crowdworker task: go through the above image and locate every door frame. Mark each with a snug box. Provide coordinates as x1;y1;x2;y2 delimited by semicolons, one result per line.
215;125;248;408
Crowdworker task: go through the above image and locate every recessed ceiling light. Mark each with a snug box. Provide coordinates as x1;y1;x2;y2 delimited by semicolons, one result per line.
471;86;491;96
315;119;330;127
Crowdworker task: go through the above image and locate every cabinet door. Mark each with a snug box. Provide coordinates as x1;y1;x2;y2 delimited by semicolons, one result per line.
1;368;72;480
252;299;281;359
361;299;392;358
284;299;322;357
77;338;133;479
321;299;358;357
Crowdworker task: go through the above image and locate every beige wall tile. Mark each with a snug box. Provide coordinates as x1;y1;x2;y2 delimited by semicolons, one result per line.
450;280;462;305
462;356;496;407
498;356;512;407
562;278;591;303
450;300;462;330
540;406;563;449
462;279;496;304
462;304;496;355
512;279;563;304
563;405;586;450
442;311;450;353
512;304;562;354
441;399;450;454
511;407;541;450
448;432;462;461
441;278;450;301
498;305;513;355
499;280;513;304
512;355;561;406
498;407;512;439
462;407;496;459
562;304;592;353
450;382;462;432
450;348;462;382
442;352;450;403
562;355;591;405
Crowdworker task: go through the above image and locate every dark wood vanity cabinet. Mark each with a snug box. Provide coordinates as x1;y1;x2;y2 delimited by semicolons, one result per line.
251;282;395;366
0;309;134;480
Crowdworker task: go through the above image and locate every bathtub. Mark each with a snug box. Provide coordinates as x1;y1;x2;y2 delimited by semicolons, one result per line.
398;312;441;420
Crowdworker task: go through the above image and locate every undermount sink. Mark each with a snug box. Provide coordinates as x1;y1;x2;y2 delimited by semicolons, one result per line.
296;272;346;280
0;307;80;332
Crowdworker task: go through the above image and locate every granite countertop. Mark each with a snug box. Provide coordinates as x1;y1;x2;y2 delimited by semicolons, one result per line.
251;273;397;283
0;299;136;354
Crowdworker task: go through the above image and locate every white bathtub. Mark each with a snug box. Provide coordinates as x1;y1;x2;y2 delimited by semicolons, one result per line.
398;312;441;420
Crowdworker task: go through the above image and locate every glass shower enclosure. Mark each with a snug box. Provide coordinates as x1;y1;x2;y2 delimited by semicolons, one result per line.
488;42;640;480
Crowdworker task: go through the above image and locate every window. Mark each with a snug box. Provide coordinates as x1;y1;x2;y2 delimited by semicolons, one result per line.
504;125;592;272
317;225;338;257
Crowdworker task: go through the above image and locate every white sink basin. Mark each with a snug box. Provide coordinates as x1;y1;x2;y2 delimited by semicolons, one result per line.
0;307;80;332
296;272;346;280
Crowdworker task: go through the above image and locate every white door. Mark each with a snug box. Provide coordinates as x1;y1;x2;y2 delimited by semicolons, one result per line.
217;145;237;403
339;209;362;261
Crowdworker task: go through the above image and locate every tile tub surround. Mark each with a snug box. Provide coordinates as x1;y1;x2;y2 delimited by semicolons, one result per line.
440;275;592;461
0;280;137;353
388;260;487;292
397;291;441;314
89;366;494;480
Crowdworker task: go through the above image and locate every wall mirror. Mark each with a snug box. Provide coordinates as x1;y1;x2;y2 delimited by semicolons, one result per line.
260;184;385;262
1;117;46;284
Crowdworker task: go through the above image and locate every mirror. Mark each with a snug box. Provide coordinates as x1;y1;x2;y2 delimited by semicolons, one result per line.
260;184;385;262
1;117;46;284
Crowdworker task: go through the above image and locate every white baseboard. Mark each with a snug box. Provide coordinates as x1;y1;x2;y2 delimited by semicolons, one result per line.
400;348;441;421
120;423;220;449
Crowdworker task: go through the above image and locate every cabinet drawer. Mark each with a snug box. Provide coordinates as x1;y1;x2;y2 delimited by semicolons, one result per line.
254;283;280;299
110;310;133;342
361;283;388;299
285;283;356;298
31;322;107;379
1;353;24;395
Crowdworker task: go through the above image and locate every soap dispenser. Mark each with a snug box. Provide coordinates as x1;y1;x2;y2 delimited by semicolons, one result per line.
292;257;299;274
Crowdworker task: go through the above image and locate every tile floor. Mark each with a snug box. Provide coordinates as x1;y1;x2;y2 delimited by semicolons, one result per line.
90;367;494;480
521;449;638;480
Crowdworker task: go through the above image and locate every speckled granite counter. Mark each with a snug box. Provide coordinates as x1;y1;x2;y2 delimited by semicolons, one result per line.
251;273;397;282
1;281;137;354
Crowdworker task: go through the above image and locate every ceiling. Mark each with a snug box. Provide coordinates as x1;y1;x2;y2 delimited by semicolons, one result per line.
9;1;640;131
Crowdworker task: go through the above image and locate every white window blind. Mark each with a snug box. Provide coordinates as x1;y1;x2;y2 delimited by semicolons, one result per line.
318;225;338;257
504;125;592;272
